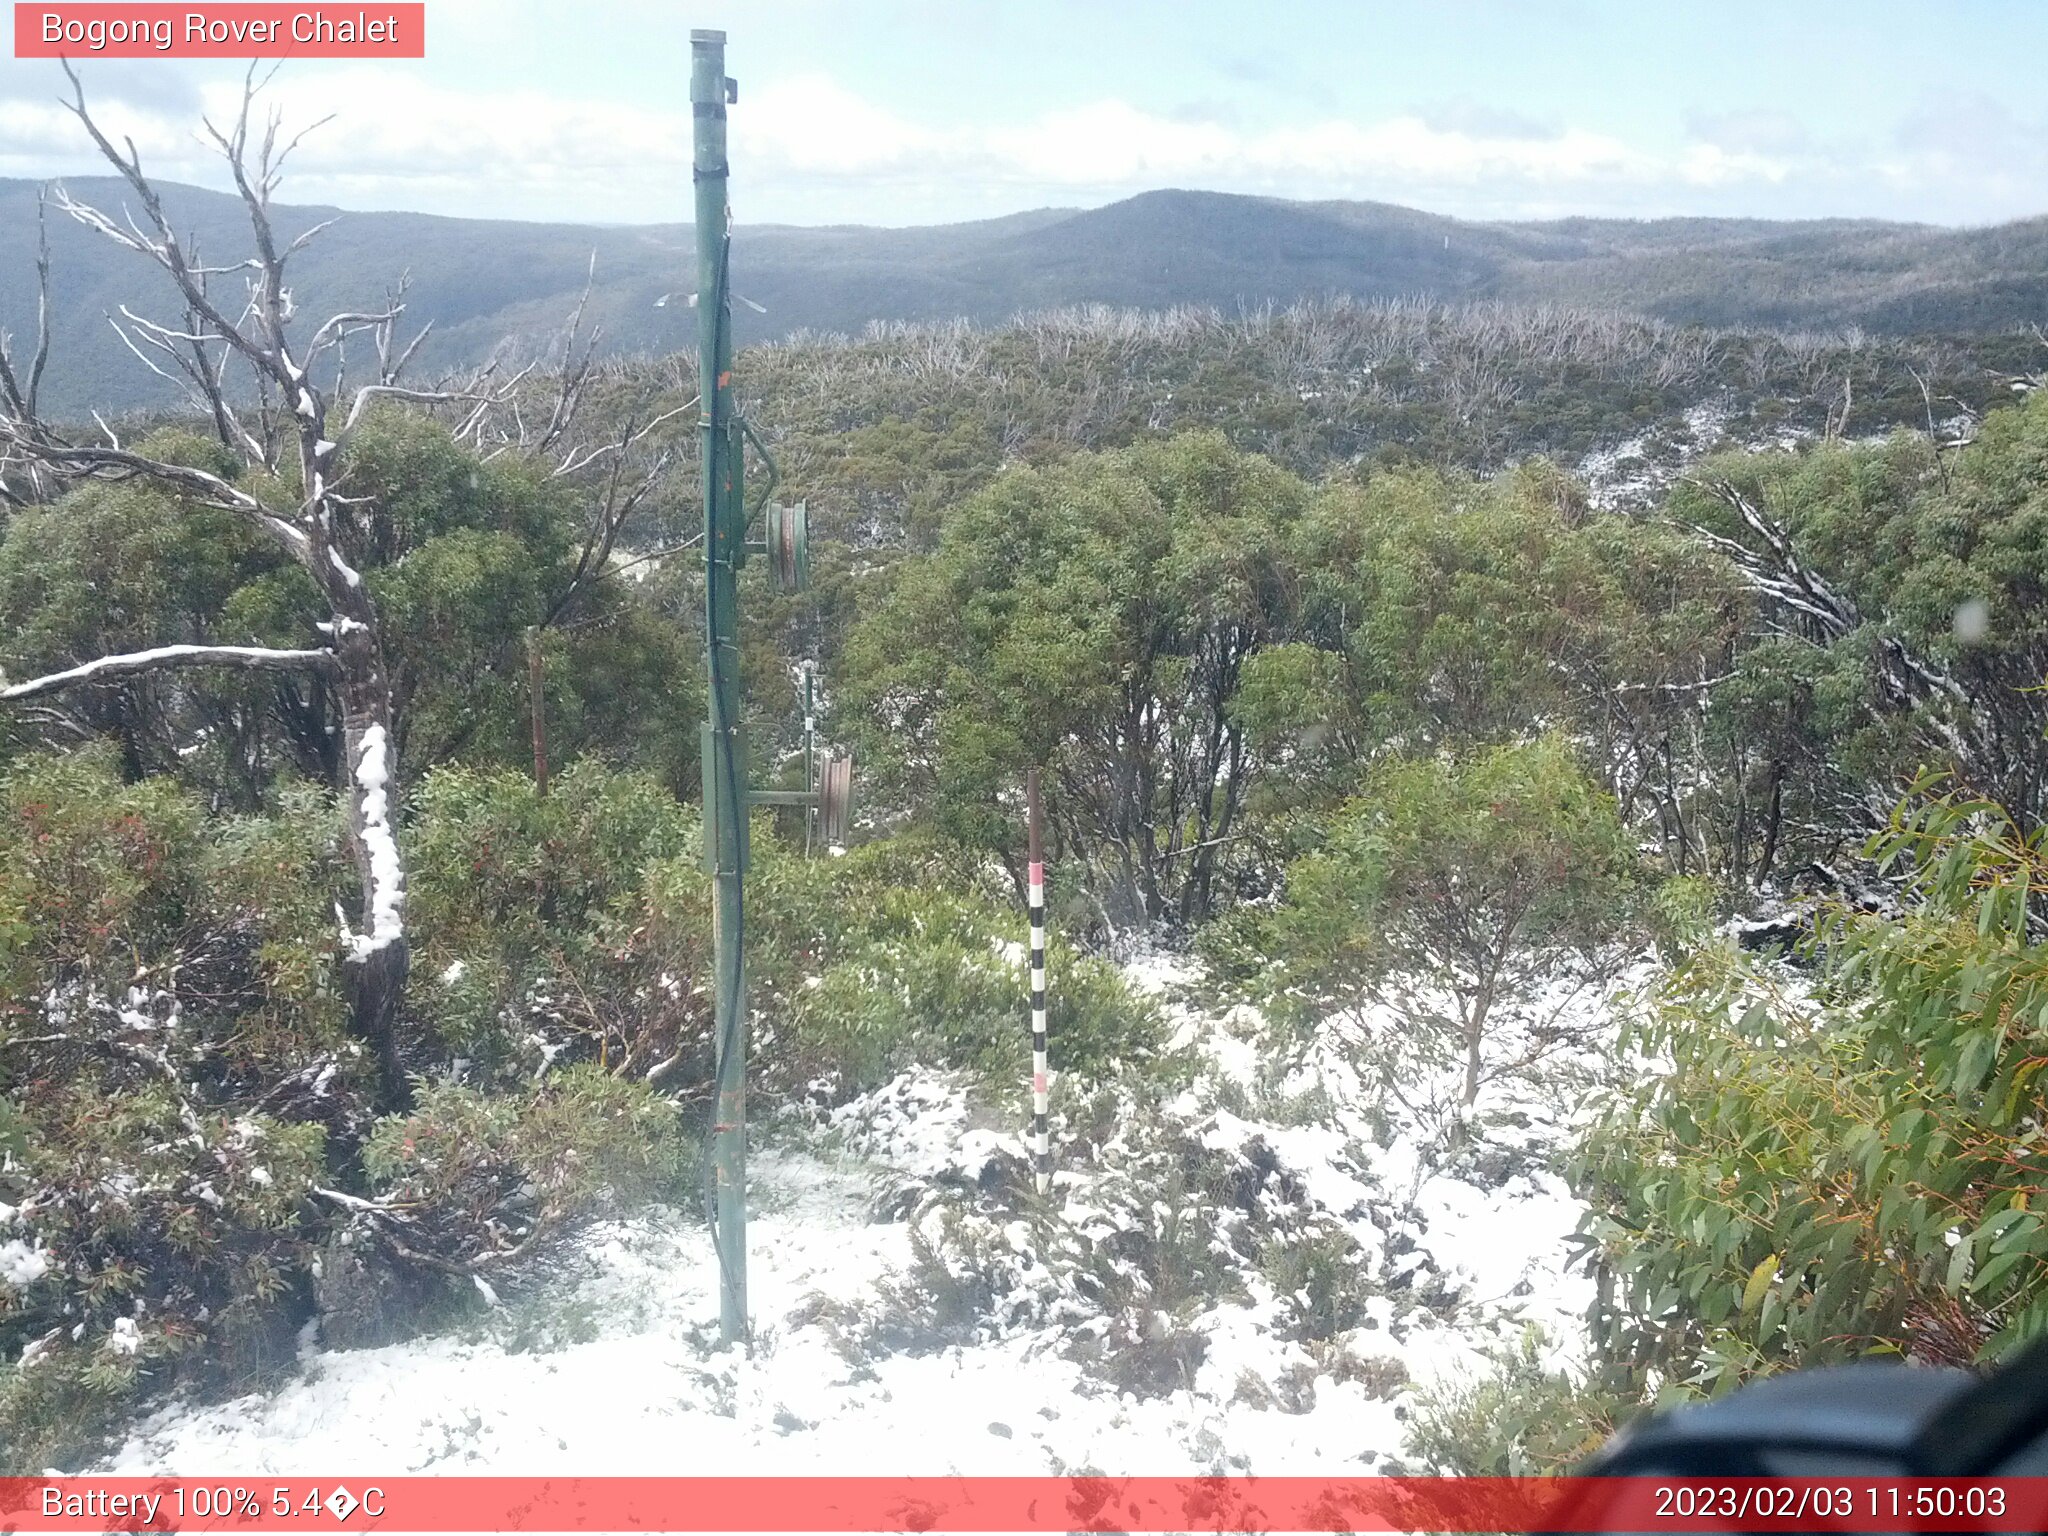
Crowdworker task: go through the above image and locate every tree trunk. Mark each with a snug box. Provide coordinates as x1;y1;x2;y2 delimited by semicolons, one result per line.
527;624;550;797
1756;766;1786;890
1462;1019;1484;1110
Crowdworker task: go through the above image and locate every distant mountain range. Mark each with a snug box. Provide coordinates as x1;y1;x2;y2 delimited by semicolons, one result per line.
3;178;2045;415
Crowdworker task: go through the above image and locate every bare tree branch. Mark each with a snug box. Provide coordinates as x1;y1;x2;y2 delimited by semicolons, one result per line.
0;431;311;552
340;369;533;438
2;643;337;701
54;64;301;400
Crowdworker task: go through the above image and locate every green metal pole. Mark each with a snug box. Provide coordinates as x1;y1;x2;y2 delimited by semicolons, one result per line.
692;27;748;1348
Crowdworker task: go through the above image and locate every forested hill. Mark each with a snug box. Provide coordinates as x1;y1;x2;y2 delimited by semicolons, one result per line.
2;176;2046;415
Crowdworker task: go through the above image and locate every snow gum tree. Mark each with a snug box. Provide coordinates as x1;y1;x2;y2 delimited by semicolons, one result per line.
0;72;438;1101
0;69;681;1107
842;432;1305;932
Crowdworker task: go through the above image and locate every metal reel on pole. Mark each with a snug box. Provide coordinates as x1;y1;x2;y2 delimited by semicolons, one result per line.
816;751;854;847
765;500;809;593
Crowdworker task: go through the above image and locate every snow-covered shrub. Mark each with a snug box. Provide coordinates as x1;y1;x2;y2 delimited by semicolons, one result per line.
853;1089;1393;1404
357;1065;684;1273
0;751;343;1470
882;1204;1016;1347
0;1095;326;1470
1261;1223;1380;1344
0;752;700;1467
1405;1328;1621;1474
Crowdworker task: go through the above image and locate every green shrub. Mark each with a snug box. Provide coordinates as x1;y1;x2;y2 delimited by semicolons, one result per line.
410;761;693;962
0;748;203;994
407;763;703;1084
1577;778;2048;1400
1217;736;1642;1131
0;752;344;1469
736;836;1165;1094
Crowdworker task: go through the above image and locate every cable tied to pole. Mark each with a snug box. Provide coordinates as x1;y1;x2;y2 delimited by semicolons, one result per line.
703;224;748;1335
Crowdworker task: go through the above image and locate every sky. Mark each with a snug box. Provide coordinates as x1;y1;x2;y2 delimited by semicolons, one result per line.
0;0;2044;230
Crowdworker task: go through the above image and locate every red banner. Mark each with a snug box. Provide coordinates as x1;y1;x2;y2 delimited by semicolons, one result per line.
1;1476;2046;1532
13;4;424;58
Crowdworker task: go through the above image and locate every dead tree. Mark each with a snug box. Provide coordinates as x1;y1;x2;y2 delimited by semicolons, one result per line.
0;66;700;1114
0;65;541;1108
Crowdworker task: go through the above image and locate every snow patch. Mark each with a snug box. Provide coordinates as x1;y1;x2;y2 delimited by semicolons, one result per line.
344;726;404;960
1;1237;50;1289
327;547;363;589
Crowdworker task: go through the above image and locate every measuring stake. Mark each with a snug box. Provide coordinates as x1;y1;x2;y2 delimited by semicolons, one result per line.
1027;767;1049;1195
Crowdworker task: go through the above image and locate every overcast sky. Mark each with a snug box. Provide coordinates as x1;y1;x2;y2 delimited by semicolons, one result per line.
1;0;2042;229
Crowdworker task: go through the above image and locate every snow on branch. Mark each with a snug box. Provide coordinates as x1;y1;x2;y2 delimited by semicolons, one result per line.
1686;478;1861;640
0;643;337;701
1684;475;1980;766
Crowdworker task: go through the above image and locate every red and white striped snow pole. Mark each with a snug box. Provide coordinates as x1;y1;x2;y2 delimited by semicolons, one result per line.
1027;767;1050;1195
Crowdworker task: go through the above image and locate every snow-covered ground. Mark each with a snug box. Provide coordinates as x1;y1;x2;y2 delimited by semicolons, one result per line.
1575;397;1955;513
1578;399;1735;510
93;954;1616;1477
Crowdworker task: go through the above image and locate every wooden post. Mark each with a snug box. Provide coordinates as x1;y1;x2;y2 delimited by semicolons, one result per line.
1027;768;1049;1195
526;624;549;797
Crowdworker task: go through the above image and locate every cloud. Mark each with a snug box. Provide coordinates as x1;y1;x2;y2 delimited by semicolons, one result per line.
1165;98;1247;130
0;65;2039;228
1686;108;1810;156
738;82;1660;196
211;71;686;188
1416;100;1565;143
0;59;201;116
1866;93;2048;227
1677;143;1794;189
741;74;934;179
0;84;205;184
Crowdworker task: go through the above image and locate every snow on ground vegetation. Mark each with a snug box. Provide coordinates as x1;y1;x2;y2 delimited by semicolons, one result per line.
94;952;1622;1477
